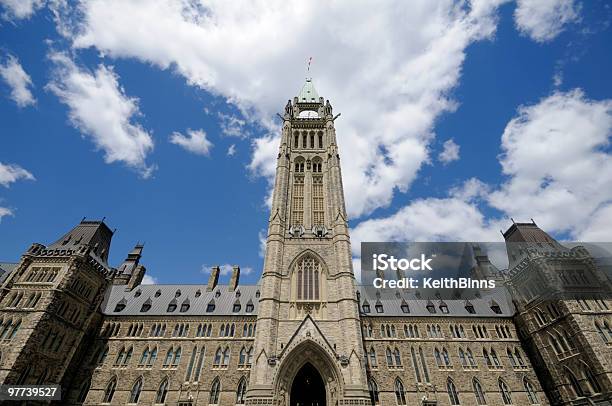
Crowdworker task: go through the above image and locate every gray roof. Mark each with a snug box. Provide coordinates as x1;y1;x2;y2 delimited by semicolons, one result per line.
298;78;319;103
101;283;260;316
0;262;17;283
357;286;515;318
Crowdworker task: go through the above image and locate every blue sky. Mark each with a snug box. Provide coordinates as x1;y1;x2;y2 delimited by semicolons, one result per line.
1;1;611;285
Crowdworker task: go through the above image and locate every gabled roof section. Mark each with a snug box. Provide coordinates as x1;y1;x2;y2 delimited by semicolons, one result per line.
297;78;319;103
101;283;260;316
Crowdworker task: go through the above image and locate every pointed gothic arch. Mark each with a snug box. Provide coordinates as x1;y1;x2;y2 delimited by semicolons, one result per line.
273;338;344;405
289;250;329;306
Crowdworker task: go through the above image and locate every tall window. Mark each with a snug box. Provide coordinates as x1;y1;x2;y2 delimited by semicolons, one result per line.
210;378;221;405
473;378;486;405
296;255;322;301
77;379;90;403
447;378;460;405
394;378;407;405
128;377;143;403
410;347;421;382
312;176;324;226
103;377;117;403
156;378;169;403
236;377;247;404
368;379;379;405
584;365;601;394
292;175;304;226
524;378;538;404
499;379;512;405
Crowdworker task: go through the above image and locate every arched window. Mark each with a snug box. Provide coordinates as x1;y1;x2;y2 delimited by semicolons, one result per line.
473;378;486;405
507;348;516;367
549;333;563;354
239;347;247;366
369;348;377;368
214;348;222;366
156;378;169;404
149;347;158;366
419;347;430;382
410;347;421;382
483;349;492;367
467;348;476;367
394;378;406;405
447;378;460;405
386;348;393;366
236;377;247;404
140;347;150;365
222;347;230;366
292;159;305;225
210;377;221;405
524;378;538;404
459;348;467;367
442;348;451;366
515;348;525;367
103;377;117;403
77;379;90;403
295;255;323;301
490;348;500;367
368;379;379;405
128;377;143;403
584;365;601;394
498;379;512;405
434;348;443;367
394;348;401;366
173;347;181;366
566;368;584;398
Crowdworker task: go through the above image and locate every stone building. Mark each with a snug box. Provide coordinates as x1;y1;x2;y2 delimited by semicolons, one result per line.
0;80;610;405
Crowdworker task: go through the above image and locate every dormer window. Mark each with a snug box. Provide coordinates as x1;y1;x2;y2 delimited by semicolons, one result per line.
114;301;126;312
134;290;142;298
375;302;384;313
255;290;260;298
215;290;221;298
465;302;475;314
175;289;181;297
140;300;151;313
362;303;370;313
426;303;436;314
400;302;410;313
491;304;502;314
439;303;449;314
180;300;190;313
195;289;201;298
167;301;177;312
206;300;216;313
245;303;254;313
155;289;161;298
233;303;241;313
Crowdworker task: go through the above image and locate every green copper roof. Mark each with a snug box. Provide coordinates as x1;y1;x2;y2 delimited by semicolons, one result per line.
297;78;319;103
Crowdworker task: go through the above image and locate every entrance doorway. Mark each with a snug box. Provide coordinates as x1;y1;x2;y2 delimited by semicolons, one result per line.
290;362;326;406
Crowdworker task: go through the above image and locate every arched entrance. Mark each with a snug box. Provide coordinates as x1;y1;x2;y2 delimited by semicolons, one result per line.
290;363;326;406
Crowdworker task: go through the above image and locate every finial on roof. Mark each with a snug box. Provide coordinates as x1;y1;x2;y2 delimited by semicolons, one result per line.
81;216;86;222
102;216;106;222
511;217;515;224
531;218;537;226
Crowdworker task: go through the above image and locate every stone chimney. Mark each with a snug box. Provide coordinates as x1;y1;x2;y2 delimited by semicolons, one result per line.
229;266;240;292
127;265;146;290
207;266;220;291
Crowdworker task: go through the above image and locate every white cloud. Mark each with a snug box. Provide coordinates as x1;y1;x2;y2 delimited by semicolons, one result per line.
201;264;253;276
141;274;158;284
489;89;612;238
47;52;155;177
0;162;35;187
353;89;612;252
170;129;213;156
0;206;13;222
0;0;44;20
227;144;236;156
514;0;580;42
61;0;507;218
218;112;248;138
0;55;36;107
438;138;460;164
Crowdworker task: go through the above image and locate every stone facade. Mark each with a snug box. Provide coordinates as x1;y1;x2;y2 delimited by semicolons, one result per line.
0;80;610;406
